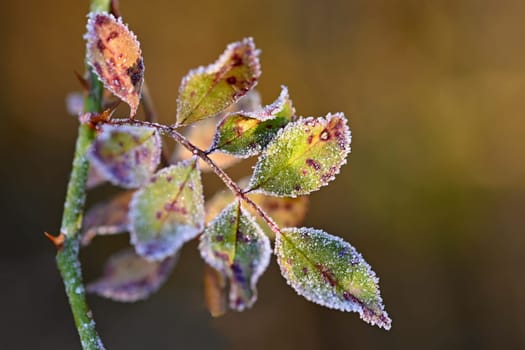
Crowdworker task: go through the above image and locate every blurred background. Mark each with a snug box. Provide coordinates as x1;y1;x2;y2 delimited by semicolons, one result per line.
1;0;524;349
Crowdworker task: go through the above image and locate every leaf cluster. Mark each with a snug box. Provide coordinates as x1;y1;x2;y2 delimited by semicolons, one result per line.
79;12;391;329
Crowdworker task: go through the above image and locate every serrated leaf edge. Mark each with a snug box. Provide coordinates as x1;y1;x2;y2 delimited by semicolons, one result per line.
85;12;144;117
276;227;391;330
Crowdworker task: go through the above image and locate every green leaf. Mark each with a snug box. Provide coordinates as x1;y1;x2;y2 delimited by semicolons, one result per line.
82;191;133;246
199;200;271;311
210;86;295;157
276;227;391;330
87;248;177;302
85;12;144;117
248;113;351;197
88;125;161;188
176;38;261;126
130;158;204;261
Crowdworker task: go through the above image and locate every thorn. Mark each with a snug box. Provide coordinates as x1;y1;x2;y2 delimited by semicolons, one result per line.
74;71;89;91
103;99;121;116
44;232;65;251
78;101;120;128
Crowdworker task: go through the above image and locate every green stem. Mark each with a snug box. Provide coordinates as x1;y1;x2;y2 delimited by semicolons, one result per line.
56;123;103;350
54;1;110;349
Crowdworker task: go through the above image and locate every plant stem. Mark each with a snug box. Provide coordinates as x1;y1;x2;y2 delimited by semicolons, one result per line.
110;118;283;236
53;1;110;349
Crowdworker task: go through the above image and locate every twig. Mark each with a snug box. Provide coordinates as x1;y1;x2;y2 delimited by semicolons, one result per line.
110;118;283;236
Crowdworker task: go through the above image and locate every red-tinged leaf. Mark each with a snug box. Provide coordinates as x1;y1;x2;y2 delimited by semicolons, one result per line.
87;249;177;302
88;125;161;189
85;12;144;117
82;191;133;246
176;38;261;126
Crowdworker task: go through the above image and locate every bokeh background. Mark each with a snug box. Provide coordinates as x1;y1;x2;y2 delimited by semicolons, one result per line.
1;0;524;349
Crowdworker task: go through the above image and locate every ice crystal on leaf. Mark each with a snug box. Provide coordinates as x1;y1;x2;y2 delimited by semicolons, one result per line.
276;227;391;330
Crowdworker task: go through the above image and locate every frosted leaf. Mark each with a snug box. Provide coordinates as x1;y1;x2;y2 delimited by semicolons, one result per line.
85;12;144;117
276;227;391;330
129;158;204;261
176;38;261;126
205;181;308;239
172;90;261;171
82;191;133;246
210;86;295;157
87;248;177;302
203;264;228;317
88;125;161;188
248;113;351;197
199;200;271;311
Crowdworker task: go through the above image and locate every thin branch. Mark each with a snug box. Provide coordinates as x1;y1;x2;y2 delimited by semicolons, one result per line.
110;118;283;236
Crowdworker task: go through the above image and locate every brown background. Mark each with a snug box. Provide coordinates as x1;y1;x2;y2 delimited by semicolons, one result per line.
1;0;524;349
